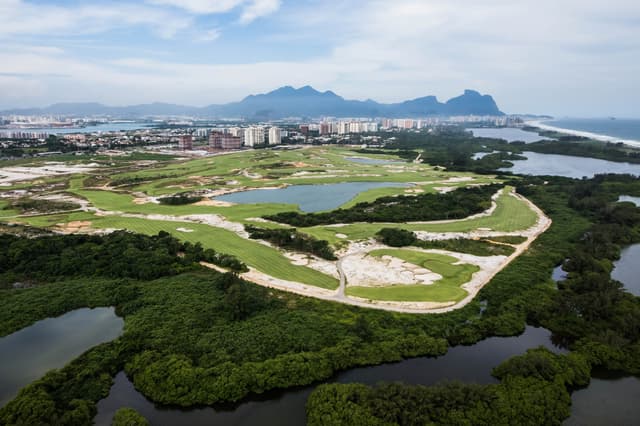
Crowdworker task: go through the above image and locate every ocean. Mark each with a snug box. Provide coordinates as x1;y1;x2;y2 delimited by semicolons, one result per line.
546;118;640;142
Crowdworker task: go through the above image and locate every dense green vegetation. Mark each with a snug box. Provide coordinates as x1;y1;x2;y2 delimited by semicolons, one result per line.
112;408;149;426
0;230;247;287
245;225;337;260
376;228;515;256
526;138;640;164
2;138;640;425
265;184;500;226
157;192;202;205
307;348;590;425
6;198;80;214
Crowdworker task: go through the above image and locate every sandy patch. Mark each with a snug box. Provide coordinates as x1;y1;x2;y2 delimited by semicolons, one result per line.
0;163;98;185
283;253;339;279
335;233;348;239
194;199;234;207
176;227;194;233
433;186;457;194
56;221;92;233
341;252;442;287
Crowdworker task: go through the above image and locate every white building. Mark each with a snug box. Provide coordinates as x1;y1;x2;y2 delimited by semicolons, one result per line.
244;126;265;147
337;121;350;135
268;127;281;145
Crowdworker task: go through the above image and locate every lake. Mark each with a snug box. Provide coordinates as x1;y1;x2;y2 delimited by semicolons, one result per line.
501;152;640;178
95;326;563;425
216;182;408;212
469;128;551;143
0;307;124;407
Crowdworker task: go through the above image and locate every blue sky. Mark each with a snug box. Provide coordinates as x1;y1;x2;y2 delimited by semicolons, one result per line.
0;0;639;116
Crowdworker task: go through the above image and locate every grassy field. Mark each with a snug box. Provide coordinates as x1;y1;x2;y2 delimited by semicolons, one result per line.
85;215;338;290
346;249;479;302
303;187;538;245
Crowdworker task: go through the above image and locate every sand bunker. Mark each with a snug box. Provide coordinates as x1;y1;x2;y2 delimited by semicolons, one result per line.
341;252;442;287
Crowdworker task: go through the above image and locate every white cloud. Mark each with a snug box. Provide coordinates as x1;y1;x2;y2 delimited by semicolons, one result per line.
240;0;281;23
146;0;281;22
0;0;191;38
146;0;245;14
0;0;638;115
197;28;222;42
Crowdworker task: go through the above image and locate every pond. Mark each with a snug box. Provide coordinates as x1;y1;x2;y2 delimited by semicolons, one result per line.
0;307;124;407
469;128;551;143
345;157;405;165
612;244;640;296
619;195;640;206
95;326;563;425
216;182;408;213
500;152;640;178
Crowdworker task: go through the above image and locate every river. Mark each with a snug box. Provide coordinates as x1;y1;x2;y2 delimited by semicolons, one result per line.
95;326;563;425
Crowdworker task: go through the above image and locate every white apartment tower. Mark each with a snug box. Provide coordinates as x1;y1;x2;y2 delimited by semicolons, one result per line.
268;127;281;145
244;126;265;147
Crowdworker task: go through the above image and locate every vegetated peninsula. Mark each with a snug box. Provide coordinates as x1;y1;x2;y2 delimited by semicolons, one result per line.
0;87;503;119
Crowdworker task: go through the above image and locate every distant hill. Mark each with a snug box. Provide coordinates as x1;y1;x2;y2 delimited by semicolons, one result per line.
1;86;504;119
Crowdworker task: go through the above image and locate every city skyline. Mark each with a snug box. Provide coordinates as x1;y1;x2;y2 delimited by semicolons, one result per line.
1;0;639;117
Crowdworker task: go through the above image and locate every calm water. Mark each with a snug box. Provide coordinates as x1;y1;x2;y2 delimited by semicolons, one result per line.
0;122;153;136
472;150;500;160
501;152;640;178
552;263;568;283
566;373;640;426
469;128;551;143
216;182;407;212
548;118;640;142
612;244;640;296
619;195;640;206
345;157;405;165
95;326;563;425
0;307;124;407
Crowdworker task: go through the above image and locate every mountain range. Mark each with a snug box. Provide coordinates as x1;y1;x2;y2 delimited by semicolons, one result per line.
1;87;504;119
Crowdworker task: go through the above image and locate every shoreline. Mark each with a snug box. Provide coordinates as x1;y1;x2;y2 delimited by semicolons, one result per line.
525;120;640;148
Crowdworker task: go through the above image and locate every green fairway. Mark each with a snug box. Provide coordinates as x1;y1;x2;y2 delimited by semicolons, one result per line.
303;187;538;245
346;249;479;302
86;215;338;290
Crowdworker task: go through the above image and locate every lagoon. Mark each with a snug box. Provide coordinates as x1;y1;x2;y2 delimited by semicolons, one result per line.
216;182;407;212
0;307;124;407
95;327;563;425
501;152;640;178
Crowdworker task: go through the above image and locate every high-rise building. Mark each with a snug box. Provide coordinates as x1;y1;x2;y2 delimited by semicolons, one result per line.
209;131;243;150
244;126;265;147
268;127;281;145
319;122;330;135
178;135;193;150
299;125;309;136
337;121;350;135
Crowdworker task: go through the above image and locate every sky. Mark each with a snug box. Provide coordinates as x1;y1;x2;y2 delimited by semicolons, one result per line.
0;0;639;116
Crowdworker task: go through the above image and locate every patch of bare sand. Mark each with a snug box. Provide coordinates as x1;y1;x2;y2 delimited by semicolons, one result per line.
341;252;441;287
193;199;234;207
55;221;92;233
